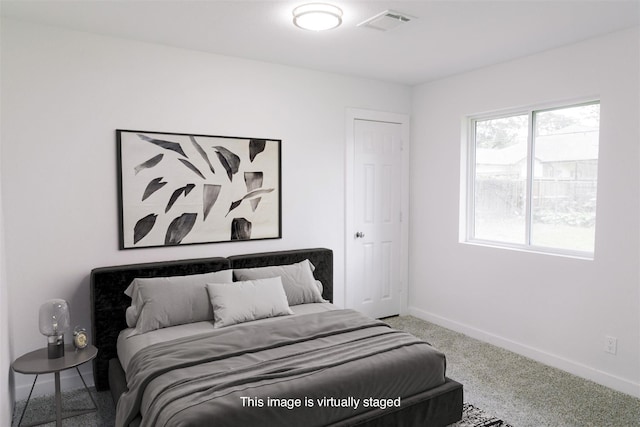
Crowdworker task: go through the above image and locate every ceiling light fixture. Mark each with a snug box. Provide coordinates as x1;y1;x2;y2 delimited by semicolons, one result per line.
293;3;343;31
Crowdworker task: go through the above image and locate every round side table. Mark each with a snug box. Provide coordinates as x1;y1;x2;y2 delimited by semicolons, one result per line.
12;344;98;427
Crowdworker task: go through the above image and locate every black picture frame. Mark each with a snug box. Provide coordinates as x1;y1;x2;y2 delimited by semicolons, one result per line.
117;129;281;249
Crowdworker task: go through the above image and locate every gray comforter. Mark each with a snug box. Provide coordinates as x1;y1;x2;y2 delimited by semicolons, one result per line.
116;309;446;427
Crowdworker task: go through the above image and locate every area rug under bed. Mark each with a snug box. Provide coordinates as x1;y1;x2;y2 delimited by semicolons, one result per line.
450;402;514;427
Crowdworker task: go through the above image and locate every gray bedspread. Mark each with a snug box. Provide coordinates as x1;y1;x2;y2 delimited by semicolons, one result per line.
116;309;446;427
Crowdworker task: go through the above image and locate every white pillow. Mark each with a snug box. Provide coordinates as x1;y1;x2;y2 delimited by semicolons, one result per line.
314;280;323;296
124;270;233;334
233;259;325;306
125;306;138;328
206;277;293;328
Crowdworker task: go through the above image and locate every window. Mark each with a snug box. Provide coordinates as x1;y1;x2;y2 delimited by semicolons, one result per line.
466;101;600;257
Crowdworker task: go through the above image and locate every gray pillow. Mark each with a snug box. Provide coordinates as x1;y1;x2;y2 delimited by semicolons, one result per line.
124;269;233;336
206;277;293;328
233;259;325;306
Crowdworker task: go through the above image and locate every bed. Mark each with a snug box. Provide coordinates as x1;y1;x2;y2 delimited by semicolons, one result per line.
91;248;463;426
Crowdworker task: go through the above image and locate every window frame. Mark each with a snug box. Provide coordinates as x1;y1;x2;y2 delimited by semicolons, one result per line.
464;99;600;259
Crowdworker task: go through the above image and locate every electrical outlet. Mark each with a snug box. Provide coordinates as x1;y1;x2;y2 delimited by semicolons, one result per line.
605;336;617;355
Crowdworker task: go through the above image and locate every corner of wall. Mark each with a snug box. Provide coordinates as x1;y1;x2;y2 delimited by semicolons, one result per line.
1;242;14;424
0;172;15;425
0;45;16;421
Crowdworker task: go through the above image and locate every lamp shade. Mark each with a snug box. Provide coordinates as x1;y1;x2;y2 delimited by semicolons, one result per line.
38;299;70;337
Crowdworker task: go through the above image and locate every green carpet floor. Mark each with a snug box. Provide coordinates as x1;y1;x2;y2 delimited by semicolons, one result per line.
385;315;640;427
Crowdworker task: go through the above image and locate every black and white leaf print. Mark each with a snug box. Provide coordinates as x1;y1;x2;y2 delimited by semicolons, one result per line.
165;183;195;213
226;188;274;217
244;172;264;211
133;213;157;244
178;158;205;179
213;146;240;181
134;154;163;175
121;130;279;248
165;213;197;245
203;184;221;221
244;172;263;191
142;177;167;201
230;218;251;240
190;136;215;175
138;134;187;157
249;139;266;162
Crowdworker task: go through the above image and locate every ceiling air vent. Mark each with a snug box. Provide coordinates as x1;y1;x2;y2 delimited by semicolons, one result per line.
357;10;415;32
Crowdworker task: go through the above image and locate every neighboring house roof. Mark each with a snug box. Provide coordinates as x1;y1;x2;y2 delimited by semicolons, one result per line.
476;129;599;166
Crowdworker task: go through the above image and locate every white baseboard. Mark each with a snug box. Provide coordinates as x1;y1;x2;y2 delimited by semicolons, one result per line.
408;306;640;399
13;364;95;402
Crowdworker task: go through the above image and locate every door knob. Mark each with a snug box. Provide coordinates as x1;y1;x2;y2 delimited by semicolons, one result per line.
355;231;365;238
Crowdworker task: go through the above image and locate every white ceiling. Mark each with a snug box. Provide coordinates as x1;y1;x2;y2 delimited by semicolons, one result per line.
1;0;639;86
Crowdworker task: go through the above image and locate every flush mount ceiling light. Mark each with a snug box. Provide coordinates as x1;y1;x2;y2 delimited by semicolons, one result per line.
293;3;343;31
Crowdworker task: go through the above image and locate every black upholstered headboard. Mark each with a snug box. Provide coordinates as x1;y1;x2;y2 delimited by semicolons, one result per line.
90;248;333;391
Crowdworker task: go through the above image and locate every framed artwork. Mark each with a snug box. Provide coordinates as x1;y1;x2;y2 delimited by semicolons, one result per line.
117;130;281;249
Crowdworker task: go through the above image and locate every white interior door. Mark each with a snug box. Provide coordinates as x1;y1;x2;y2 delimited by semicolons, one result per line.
346;113;407;319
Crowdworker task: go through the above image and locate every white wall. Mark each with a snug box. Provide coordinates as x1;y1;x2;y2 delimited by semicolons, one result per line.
410;28;640;397
0;19;411;400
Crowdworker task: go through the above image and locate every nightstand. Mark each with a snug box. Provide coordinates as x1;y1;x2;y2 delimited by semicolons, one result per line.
12;344;98;427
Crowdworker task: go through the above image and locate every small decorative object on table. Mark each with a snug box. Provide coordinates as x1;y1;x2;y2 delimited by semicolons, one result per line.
38;299;70;359
73;326;88;350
